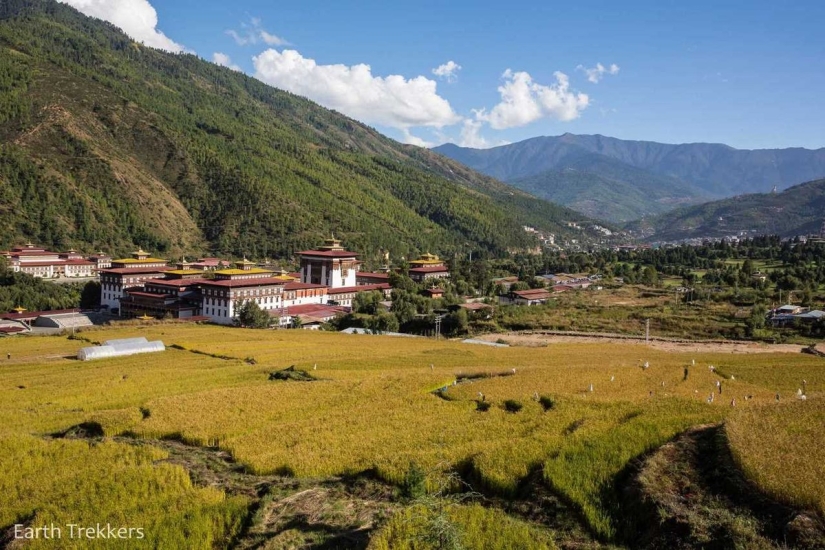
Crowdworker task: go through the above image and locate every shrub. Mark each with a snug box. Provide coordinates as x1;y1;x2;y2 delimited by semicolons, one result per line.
476;400;491;412
539;395;555;412
401;461;427;500
503;399;523;413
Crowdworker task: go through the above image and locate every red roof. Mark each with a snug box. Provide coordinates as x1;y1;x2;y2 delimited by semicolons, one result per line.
513;289;551;299
357;272;390;279
198;277;288;288
100;267;171;275
1;308;80;321
123;291;168;300
16;261;66;267
297;250;360;258
283;304;348;317
459;302;493;310
144;278;208;287
327;283;390;294
409;265;450;273
11;250;58;257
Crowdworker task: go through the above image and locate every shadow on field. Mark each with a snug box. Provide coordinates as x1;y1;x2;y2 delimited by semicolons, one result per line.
609;424;825;549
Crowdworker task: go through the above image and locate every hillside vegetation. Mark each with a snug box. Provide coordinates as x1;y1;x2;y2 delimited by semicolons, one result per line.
0;0;584;260
509;154;706;222
628;178;825;241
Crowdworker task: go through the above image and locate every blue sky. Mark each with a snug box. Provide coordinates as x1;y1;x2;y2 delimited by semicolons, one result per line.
61;0;824;150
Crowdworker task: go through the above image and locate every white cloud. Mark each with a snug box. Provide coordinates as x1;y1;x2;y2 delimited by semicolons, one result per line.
253;49;462;130
577;62;620;84
475;69;589;130
399;129;434;148
458;118;490;148
432;61;462;83
212;52;241;72
227;17;289;47
57;0;184;52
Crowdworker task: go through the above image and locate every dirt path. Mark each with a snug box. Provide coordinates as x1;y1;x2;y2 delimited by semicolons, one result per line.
479;332;805;354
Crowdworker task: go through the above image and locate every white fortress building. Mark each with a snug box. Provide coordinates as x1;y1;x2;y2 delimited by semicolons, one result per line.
298;236;360;288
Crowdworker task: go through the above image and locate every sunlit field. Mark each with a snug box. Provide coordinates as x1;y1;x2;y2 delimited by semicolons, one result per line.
1;324;822;545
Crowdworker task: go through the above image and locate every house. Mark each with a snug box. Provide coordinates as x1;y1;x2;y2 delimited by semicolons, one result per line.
503;288;551;306
269;303;348;328
423;288;444;299
492;276;519;291
356;271;390;285
407;253;450;283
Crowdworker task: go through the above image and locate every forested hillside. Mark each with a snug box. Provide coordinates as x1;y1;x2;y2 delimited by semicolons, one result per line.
628;178;825;241
508;154;706;222
0;0;586;262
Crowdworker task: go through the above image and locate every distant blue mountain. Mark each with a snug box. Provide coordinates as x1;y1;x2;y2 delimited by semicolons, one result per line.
434;134;825;222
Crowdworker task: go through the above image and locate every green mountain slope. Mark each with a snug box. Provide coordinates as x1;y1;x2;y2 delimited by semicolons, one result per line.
435;134;825;199
0;0;586;261
508;154;707;222
628;178;825;241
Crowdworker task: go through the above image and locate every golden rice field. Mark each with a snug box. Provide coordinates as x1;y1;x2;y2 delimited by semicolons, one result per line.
1;324;823;546
727;399;825;516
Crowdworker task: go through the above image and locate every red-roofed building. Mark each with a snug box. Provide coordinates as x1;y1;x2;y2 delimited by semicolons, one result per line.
196;260;286;324
356;271;390;285
408;264;450;283
423;288;445;299
298;236;360;288
269;304;348;329
508;288;551;306
99;249;170;312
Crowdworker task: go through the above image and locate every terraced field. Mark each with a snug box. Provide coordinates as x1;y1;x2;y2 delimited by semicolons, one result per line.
0;325;822;548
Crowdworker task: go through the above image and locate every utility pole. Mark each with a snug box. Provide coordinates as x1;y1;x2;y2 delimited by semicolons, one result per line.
645;318;650;345
434;315;442;340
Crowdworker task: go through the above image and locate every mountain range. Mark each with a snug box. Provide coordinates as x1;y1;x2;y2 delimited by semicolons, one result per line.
0;0;590;262
434;135;825;223
627;178;825;241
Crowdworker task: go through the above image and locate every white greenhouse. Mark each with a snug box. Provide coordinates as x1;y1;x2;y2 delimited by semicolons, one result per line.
78;337;165;361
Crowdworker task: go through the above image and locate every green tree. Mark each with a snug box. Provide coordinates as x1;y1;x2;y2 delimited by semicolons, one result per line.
353;290;384;315
744;304;766;337
641;266;659;286
235;300;270;328
365;311;399;334
79;280;101;309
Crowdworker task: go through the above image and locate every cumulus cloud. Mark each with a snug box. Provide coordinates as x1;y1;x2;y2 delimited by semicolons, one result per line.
475;69;589;130
458;118;490;148
432;61;462;83
57;0;184;52
253;49;462;129
227;17;289;47
577;62;620;84
399;129;434;148
212;52;241;72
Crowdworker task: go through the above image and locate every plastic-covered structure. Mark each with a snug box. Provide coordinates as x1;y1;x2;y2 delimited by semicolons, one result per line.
78;337;165;361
